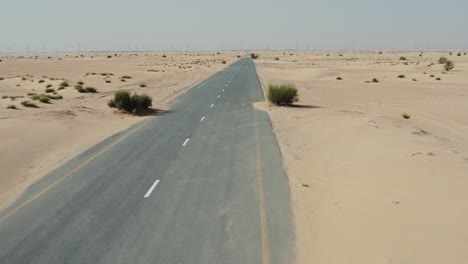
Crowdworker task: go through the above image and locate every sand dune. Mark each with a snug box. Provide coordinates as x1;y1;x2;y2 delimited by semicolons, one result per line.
256;51;468;263
0;51;237;210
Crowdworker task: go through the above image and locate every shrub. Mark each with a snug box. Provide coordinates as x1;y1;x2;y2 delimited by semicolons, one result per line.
6;104;17;109
77;86;86;93
46;84;52;88
48;94;63;100
372;78;379;83
267;84;298;106
60;81;69;87
140;83;147;88
106;80;111;83
0;77;4;81
399;56;407;61
108;90;153;114
436;77;441;81
274;57;280;61
430;74;435;77
398;75;405;78
38;80;45;83
45;88;55;93
457;52;461;56
77;81;84;85
250;53;259;59
21;100;39;108
401;113;411;119
222;60;226;64
107;55;112;58
85;87;97;93
444;60;454;71
438;57;448;64
237;55;241;58
336;77;342;80
413;78;417;81
39;95;50;103
121;75;132;79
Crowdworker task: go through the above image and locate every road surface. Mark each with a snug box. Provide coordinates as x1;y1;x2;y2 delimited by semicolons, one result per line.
0;58;294;264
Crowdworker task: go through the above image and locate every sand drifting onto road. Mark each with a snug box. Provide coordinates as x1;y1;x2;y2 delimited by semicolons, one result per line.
256;51;468;264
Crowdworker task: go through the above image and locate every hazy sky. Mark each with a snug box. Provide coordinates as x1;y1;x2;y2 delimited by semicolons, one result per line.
1;0;467;52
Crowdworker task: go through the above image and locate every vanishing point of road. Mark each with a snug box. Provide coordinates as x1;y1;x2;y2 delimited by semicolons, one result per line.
0;58;294;264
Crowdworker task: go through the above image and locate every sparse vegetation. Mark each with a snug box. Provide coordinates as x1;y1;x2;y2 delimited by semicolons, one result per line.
39;95;50;103
336;77;342;80
399;56;406;61
438;57;448;64
60;81;69;88
106;80;111;83
274;57;280;61
222;60;226;64
6;104;17;109
140;83;147;88
401;113;411;119
45;88;55;93
267;84;299;106
398;75;405;78
46;84;52;88
444;60;455;71
21;100;39;108
250;53;259;59
85;87;97;93
77;81;84;85
48;94;63;100
121;75;132;79
430;74;435;77
38;80;45;83
108;90;153;114
436;77;441;81
372;78;379;83
107;55;112;58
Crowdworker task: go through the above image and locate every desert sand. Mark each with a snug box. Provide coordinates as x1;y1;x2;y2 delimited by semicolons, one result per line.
0;51;237;210
255;51;468;263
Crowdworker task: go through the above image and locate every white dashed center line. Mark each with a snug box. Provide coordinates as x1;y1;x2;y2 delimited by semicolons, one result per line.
211;104;214;108
222;89;225;92
144;179;160;198
218;95;221;98
200;116;205;122
182;138;190;146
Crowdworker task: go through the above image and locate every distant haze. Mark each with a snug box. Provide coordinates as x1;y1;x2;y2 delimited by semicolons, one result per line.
1;0;467;52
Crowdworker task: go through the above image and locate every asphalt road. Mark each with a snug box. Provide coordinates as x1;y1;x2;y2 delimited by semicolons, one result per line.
0;58;294;264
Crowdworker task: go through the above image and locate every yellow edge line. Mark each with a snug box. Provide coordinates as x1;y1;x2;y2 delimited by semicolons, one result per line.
0;118;151;223
254;111;270;264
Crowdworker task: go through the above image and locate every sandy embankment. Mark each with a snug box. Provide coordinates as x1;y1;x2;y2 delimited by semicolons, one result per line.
256;51;468;263
0;51;237;210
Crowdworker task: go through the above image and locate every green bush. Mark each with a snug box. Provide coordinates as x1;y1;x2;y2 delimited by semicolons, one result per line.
250;53;259;59
6;104;17;109
444;60;454;71
38;80;45;83
77;81;84;85
46;84;52;88
45;88;55;93
108;90;152;114
399;56;407;61
39;95;50;103
267;84;298;106
48;94;63;100
21;100;39;108
85;87;97;93
438;57;448;64
60;81;69;87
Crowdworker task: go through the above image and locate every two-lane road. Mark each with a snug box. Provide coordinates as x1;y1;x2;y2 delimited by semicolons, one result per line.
0;58;294;264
